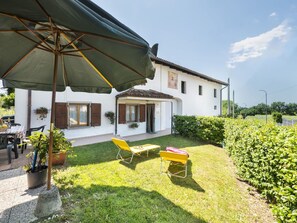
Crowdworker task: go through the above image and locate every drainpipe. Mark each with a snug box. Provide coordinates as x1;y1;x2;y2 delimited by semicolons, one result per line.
171;101;173;134
27;90;32;130
115;97;118;135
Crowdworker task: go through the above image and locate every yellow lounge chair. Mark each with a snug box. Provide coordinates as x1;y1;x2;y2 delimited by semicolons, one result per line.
112;138;160;164
160;151;188;178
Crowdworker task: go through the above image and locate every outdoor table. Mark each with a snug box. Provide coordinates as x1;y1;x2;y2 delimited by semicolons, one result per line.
0;126;25;159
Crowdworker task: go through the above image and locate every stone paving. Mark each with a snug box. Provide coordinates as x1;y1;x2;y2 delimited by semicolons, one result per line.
0;129;171;223
0;167;44;223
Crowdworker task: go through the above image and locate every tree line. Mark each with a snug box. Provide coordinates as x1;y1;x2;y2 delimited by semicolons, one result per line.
222;100;297;117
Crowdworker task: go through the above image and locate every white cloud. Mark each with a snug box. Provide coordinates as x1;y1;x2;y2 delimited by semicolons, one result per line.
270;12;277;17
227;22;291;68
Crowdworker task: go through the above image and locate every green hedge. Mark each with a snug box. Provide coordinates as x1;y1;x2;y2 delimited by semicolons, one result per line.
224;119;297;222
173;115;224;145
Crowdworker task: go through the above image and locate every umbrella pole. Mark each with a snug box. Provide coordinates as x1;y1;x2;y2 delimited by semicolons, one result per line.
47;31;60;190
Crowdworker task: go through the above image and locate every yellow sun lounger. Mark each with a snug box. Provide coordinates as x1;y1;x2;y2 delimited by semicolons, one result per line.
160;151;189;178
112;138;160;164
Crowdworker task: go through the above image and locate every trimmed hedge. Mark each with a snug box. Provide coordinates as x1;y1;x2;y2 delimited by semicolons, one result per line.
224;119;297;222
173;115;224;145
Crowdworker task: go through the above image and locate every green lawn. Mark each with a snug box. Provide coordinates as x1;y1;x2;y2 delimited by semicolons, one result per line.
47;135;263;222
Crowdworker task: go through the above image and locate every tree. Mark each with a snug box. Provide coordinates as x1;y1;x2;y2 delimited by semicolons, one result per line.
271;102;286;114
2;93;15;109
284;103;297;115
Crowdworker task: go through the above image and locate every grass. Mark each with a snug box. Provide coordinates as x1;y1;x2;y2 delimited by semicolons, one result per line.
46;135;262;222
246;114;297;121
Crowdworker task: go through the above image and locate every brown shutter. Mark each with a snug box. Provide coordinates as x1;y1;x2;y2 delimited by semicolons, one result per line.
118;104;126;124
55;103;67;129
139;104;145;122
91;103;101;126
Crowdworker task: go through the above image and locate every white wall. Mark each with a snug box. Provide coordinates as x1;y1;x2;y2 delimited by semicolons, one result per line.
15;62;224;139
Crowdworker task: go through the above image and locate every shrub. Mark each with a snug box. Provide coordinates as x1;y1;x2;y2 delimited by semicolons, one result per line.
224;119;297;222
272;112;282;123
173;116;224;145
196;116;225;145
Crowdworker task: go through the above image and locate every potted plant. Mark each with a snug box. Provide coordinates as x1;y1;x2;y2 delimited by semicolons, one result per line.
50;128;73;165
24;132;48;189
105;111;115;124
129;123;139;129
34;107;48;120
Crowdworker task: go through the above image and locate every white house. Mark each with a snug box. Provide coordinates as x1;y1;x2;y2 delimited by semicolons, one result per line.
14;56;227;139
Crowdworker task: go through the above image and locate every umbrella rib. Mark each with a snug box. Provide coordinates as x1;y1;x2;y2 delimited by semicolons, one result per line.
0;29;50;33
0;12;146;49
15;31;53;52
61;33;113;88
62;53;82;57
1;47;36;79
35;0;51;19
16;17;54;52
60;34;85;52
79;39;146;78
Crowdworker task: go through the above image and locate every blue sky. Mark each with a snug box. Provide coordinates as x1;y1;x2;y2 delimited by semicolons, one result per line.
95;0;297;107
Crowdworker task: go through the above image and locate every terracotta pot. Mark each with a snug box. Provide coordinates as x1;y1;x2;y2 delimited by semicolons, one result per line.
52;151;67;165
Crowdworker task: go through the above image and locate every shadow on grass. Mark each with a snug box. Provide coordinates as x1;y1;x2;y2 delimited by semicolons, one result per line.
67;135;203;167
119;150;160;170
168;160;205;192
52;183;208;223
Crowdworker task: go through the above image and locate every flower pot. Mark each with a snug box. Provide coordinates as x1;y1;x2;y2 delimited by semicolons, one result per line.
27;166;48;189
52;151;67;165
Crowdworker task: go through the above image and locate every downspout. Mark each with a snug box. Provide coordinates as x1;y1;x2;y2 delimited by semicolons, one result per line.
171;101;173;134
27;90;32;130
115;97;118;135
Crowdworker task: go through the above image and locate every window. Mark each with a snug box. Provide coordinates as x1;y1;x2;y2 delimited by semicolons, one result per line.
126;105;139;122
69;104;89;127
199;85;203;95
214;105;217;110
181;81;186;94
214;89;217;98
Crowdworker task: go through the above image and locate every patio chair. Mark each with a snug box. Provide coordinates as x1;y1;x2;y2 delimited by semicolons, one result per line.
112;138;160;164
0;135;14;164
160;151;189;178
22;125;46;152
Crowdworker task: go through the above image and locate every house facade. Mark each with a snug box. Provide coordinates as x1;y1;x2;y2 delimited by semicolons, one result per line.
14;57;227;139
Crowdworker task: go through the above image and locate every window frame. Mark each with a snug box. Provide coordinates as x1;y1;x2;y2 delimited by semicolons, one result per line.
199;85;203;95
181;81;186;94
126;104;139;123
68;103;90;127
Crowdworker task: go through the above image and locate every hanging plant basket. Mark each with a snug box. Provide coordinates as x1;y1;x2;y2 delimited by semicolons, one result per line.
34;107;49;120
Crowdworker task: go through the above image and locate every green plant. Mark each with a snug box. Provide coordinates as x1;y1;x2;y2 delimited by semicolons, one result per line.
224;119;297;222
272;112;282;123
35;107;49;120
24;132;48;172
173;115;225;145
48;136;270;223
128;122;139;129
50;128;73;153
104;111;115;124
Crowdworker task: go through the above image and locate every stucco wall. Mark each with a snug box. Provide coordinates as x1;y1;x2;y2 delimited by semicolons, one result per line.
15;62;224;139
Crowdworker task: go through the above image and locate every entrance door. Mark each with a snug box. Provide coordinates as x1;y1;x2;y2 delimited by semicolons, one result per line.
146;104;155;133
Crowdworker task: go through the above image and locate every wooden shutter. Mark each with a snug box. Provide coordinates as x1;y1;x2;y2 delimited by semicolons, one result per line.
91;103;101;126
55;103;67;129
118;104;126;124
139;104;145;122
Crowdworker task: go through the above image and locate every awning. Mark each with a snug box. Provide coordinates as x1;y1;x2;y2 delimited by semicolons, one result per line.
116;88;174;101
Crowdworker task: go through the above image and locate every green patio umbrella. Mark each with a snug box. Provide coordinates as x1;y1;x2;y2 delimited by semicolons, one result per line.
0;0;156;190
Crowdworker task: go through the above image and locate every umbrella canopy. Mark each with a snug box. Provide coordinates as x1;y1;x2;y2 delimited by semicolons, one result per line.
0;0;156;190
0;0;155;92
